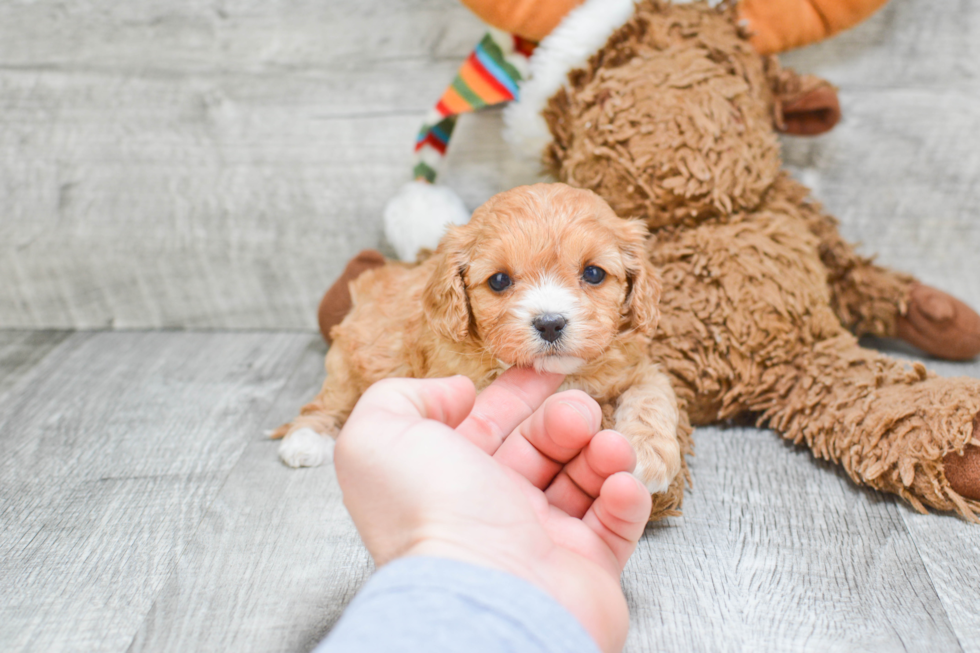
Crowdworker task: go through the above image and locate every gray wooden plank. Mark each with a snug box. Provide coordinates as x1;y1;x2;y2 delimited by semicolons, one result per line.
0;330;71;398
0;331;313;653
902;512;980;653
1;0;973;329
128;338;980;652
0;1;485;73
780;0;980;89
0;0;491;330
2;330;975;652
127;335;373;653
623;423;963;653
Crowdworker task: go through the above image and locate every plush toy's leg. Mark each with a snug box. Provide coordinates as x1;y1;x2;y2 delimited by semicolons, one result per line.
748;333;980;519
799;201;913;337
801;199;980;360
317;250;386;344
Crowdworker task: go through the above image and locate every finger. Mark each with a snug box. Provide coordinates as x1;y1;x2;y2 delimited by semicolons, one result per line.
582;472;652;571
338;376;476;450
492;390;600;489
418;376;479;429
544;430;636;519
455;367;564;454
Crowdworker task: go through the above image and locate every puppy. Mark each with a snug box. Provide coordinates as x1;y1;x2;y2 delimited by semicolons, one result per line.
272;183;681;494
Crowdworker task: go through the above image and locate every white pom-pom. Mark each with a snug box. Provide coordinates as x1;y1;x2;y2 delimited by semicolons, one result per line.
383;181;470;261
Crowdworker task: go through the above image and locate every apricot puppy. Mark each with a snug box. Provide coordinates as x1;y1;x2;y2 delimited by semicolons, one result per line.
273;183;681;494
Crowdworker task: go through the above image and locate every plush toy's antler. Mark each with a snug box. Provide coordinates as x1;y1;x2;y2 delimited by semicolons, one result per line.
460;0;890;53
738;0;890;54
458;0;585;42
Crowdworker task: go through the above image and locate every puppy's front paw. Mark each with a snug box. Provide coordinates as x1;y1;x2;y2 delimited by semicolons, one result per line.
278;427;335;468
633;453;673;494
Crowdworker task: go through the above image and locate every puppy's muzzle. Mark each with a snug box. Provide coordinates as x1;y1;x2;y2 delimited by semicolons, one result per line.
533;314;566;343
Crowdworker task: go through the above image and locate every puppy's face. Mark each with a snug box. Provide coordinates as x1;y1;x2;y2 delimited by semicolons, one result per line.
423;183;660;374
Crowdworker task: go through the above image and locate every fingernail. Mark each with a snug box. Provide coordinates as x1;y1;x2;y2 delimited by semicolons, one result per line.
561;400;599;431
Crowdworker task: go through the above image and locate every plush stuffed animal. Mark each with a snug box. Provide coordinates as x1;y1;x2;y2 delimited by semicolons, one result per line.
319;0;980;519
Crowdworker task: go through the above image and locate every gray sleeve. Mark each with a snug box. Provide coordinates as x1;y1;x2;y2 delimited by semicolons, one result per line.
314;556;601;653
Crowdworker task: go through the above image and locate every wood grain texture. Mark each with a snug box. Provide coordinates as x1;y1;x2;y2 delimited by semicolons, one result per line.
0;0;491;329
0;332;977;652
1;0;976;328
0;331;71;398
0;331;312;652
623;425;962;653
127;334;374;653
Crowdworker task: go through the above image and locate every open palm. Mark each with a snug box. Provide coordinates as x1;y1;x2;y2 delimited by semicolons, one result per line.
334;367;652;653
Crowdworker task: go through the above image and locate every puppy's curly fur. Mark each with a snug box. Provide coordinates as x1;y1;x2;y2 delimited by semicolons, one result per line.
273;183;683;496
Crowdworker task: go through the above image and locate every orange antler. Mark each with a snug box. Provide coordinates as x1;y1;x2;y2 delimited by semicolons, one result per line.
738;0;890;54
459;0;890;54
457;0;585;42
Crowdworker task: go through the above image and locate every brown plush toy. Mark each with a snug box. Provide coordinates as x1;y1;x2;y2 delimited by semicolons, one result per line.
319;0;980;518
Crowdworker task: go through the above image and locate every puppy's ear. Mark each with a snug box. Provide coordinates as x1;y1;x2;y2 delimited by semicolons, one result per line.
422;226;472;342
618;220;661;335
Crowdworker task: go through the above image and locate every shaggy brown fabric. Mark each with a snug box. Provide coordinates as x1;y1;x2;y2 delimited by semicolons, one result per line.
544;1;782;228
780;176;914;338
543;0;980;520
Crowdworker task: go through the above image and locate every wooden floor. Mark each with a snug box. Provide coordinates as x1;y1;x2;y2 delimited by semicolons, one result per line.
2;329;979;652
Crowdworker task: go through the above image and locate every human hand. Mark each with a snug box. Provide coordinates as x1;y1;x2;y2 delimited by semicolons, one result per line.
333;368;652;653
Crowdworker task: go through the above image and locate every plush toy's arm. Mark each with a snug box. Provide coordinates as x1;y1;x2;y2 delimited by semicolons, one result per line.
739;0;889;54
457;0;584;41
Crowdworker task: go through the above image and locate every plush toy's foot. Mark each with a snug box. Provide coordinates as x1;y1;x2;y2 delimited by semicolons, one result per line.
944;415;980;502
317;249;386;344
895;283;980;361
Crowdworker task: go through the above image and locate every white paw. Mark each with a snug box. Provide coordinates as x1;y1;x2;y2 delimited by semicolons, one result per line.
278;427;335;468
633;458;671;494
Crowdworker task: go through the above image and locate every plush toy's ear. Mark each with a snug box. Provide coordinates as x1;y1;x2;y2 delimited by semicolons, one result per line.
617;220;662;336
422;226;473;342
769;67;842;136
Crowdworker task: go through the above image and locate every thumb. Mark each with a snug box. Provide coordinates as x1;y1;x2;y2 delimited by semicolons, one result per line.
339;376;477;446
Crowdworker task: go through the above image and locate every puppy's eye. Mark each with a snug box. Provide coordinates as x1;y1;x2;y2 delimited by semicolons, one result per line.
487;272;512;292
582;266;606;285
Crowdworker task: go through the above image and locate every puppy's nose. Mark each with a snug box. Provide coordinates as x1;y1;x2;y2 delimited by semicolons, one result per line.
533;314;566;343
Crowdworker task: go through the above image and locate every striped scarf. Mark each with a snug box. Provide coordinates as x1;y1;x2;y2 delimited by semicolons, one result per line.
413;29;537;183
